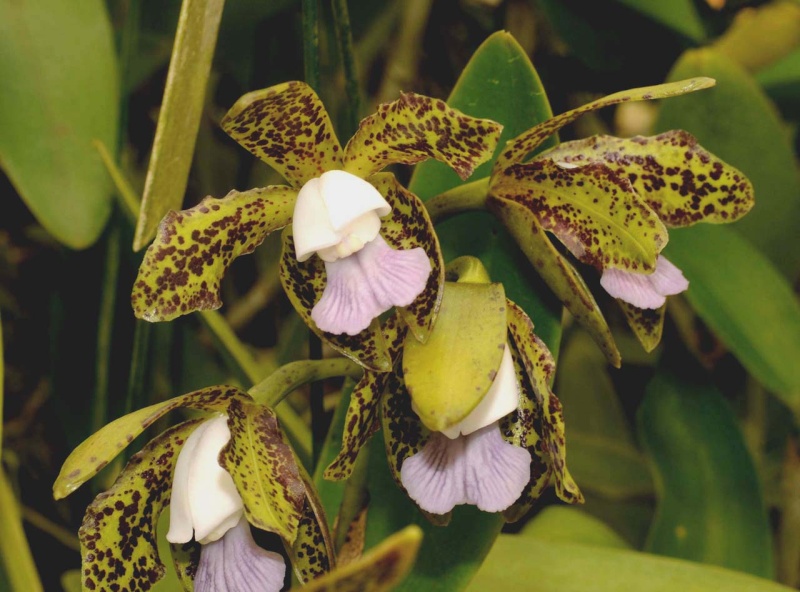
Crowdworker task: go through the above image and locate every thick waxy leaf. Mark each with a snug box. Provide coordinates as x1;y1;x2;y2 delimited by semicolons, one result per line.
293;525;422;592
543;131;754;227
0;0;118;248
665;225;800;405
468;537;792;592
402;282;507;433
325;315;407;481
492;159;667;272
521;506;632;549
506;301;582;505
54;385;249;499
656;49;800;277
80;420;202;592
220;398;305;543
279;230;392;372
132;186;296;322
343;93;502;181
492;77;715;175
288;470;335;583
133;0;225;250
370;173;444;343
619;302;666;353
0;470;43;592
639;370;774;578
222;81;343;189
614;0;706;42
489;197;620;367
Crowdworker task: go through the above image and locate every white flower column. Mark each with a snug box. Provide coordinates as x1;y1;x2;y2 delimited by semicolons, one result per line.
293;170;432;336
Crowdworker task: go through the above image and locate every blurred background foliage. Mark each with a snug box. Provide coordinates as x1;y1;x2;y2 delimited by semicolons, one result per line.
1;0;800;590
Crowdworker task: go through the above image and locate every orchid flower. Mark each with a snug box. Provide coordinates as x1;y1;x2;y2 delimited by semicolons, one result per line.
166;415;286;592
132;81;502;370
53;386;333;592
487;78;754;354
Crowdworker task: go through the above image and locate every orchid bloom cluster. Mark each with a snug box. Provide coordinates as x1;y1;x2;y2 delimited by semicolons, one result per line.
57;73;758;592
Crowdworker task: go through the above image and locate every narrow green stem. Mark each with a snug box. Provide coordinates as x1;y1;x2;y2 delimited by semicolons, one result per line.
91;221;121;434
21;506;81;552
249;359;363;408
0;472;43;592
302;0;321;93
93;140;139;223
425;177;491;224
332;0;361;136
124;321;152;422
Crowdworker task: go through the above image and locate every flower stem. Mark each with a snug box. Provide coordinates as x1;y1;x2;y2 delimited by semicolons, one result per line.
425;176;491;224
249;359;363;408
332;0;361;137
302;0;321;93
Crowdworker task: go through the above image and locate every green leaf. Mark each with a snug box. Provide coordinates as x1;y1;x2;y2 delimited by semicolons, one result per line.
664;224;800;406
220;398;306;543
0;0;118;248
614;0;706;42
54;385;250;499
467;537;792;592
133;0;225;250
638;369;774;578
132;186;296;322
408;31;564;353
520;506;632;550
0;470;44;592
492;159;668;272
543;131;754;228
343;93;502;181
402;282;507;432
292;525;422;592
655;48;800;278
79;420;202;592
221;81;343;190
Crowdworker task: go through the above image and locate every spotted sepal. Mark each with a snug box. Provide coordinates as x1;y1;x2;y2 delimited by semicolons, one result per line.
132;186;296;322
288;468;336;584
79;419;203;592
506;301;583;505
324;314;407;481
219;397;306;543
619;301;666;353
279;229;392;372
542;131;754;227
380;366;451;526
492;77;715;174
488;197;621;367
343;92;503;181
221;81;343;189
169;541;199;592
370;173;444;343
292;525;422;592
54;385;251;499
491;159;667;273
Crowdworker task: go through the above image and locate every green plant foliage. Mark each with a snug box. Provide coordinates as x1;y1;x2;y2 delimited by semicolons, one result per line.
133;0;225;250
656;48;800;278
520;506;632;550
402;282;507;432
638;369;774;578
0;470;44;592
665;225;800;406
614;0;706;42
0;0;118;249
468;537;792;592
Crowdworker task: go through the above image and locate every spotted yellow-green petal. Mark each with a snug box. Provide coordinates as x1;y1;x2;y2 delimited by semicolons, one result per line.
501;339;552;523
370;173;444;343
170;541;199;592
132;186;296;322
542;131;754;227
343;92;503;181
279;228;392;372
506;301;583;505
325;314;407;481
402;282;507;433
54;385;250;499
220;398;306;543
491;159;667;272
292;525;422;592
619;302;666;353
488;197;621;367
288;468;335;583
79;419;202;592
492;77;716;174
221;81;343;189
